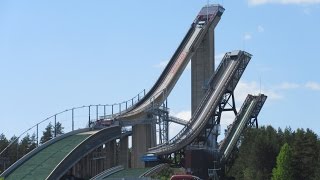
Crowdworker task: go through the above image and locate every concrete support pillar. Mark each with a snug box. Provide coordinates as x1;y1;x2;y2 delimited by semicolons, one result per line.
119;136;129;168
191;23;215;115
106;140;116;168
131;123;156;168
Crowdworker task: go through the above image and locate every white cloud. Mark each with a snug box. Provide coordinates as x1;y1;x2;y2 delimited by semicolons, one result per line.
235;81;283;103
305;82;320;90
278;82;300;89
154;60;168;69
174;111;191;120
169;111;191;139
169;123;184;139
269;81;320;91
243;33;252;41
220;111;237;126
258;25;265;33
248;0;320;5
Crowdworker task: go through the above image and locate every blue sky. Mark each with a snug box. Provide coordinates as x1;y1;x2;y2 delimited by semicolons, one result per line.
0;0;319;139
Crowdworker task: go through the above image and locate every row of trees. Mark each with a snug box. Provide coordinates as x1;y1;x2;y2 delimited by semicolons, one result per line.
0;122;64;173
227;126;320;180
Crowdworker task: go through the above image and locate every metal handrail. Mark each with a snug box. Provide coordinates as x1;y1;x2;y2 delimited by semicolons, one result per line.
0;89;146;162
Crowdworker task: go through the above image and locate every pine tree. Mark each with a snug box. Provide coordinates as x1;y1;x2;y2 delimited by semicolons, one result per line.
29;133;37;150
7;136;19;164
19;134;30;158
0;134;9;173
291;128;318;180
40;123;53;144
272;143;293;180
313;156;320;180
0;134;8;152
53;122;64;137
19;133;37;158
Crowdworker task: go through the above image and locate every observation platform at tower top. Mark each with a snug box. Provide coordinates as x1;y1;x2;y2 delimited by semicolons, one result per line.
196;4;225;21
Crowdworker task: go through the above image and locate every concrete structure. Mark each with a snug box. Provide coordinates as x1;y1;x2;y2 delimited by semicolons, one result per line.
119;136;129;168
191;22;215;114
69;146;109;178
131;123;156;168
106;140;117;168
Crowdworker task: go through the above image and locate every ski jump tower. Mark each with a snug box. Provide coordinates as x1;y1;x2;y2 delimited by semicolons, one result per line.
0;4;268;180
129;5;222;169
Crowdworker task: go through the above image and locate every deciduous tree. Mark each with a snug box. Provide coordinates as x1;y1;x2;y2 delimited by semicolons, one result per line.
272;143;293;180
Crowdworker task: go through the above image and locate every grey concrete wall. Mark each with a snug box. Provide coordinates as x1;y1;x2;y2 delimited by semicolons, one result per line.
191;23;215;115
131;123;156;168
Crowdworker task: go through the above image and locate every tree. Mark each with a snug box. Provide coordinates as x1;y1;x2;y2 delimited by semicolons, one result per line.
0;134;8;152
0;134;9;173
7;136;19;165
272;143;293;180
291;128;319;180
40;123;53;144
228;126;280;180
227;126;320;180
53;122;64;137
313;156;320;180
19;133;37;158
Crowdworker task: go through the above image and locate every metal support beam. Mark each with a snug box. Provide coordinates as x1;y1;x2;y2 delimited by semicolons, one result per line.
54;115;57;138
88;106;91;128
72;109;74;131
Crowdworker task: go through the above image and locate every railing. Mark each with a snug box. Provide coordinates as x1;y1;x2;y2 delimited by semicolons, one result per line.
0;89;146;170
120;87;169;119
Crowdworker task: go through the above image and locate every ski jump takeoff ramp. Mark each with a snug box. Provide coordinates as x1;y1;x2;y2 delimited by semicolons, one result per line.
148;50;254;155
219;94;267;161
115;5;225;122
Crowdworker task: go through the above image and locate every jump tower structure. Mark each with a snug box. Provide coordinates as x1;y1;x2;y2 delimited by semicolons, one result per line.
1;4;267;180
122;4;267;178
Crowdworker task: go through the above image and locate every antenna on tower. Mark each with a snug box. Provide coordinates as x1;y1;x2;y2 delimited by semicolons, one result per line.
259;76;262;94
207;0;209;21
